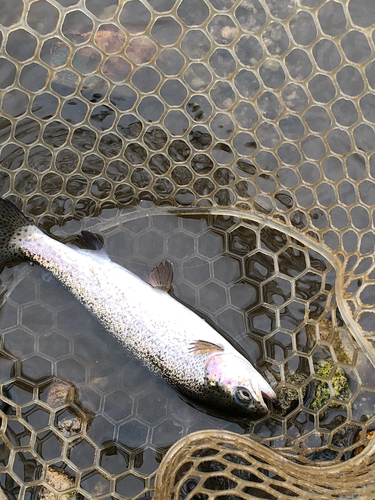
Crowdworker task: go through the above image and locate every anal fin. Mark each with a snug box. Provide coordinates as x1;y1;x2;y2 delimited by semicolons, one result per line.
149;260;174;292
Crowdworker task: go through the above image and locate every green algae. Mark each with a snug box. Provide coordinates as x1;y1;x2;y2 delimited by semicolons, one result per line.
310;359;350;413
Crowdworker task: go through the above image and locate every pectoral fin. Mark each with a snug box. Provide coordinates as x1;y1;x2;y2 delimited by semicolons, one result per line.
189;340;224;355
149;260;174;292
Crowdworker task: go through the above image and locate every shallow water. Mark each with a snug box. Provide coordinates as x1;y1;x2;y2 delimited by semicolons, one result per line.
1;207;375;498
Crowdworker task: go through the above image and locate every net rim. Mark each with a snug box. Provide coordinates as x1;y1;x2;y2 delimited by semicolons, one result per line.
154;429;375;499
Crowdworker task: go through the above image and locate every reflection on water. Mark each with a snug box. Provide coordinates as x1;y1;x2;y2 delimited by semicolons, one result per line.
1;209;375;498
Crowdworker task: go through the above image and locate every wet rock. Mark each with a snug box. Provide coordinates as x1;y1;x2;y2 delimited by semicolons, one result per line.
273;372;307;416
39;466;82;500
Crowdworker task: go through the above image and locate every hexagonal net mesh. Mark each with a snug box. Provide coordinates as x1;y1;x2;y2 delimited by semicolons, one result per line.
1;0;375;498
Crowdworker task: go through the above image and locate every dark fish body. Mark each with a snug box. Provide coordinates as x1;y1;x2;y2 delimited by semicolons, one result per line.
0;199;276;416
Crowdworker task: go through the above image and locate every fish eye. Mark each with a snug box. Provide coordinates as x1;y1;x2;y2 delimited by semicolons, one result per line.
234;387;252;405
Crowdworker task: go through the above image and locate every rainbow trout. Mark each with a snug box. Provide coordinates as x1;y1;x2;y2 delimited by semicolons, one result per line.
0;199;276;416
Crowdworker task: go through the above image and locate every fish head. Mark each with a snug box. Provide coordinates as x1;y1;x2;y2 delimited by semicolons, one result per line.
205;352;277;414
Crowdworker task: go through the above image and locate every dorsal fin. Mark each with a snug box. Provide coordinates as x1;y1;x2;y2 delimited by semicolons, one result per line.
189;340;224;356
149;260;174;292
71;231;109;258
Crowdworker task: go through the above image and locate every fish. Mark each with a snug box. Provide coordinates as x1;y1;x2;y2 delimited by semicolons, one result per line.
0;198;277;417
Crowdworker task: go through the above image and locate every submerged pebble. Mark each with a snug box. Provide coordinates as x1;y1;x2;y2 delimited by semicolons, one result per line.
39;466;82;500
45;381;75;408
331;423;361;461
57;415;82;437
273;372;307;416
354;429;375;457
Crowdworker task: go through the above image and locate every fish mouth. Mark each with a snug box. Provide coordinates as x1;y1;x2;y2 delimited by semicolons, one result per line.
259;397;270;412
256;375;277;404
259;391;279;412
253;386;278;412
262;390;278;404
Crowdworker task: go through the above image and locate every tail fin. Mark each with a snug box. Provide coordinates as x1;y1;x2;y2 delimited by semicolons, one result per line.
0;198;34;267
